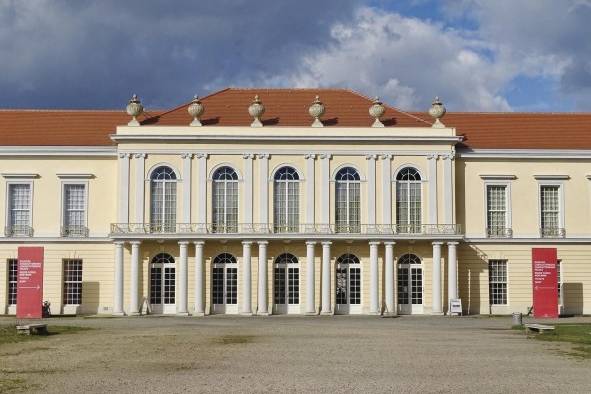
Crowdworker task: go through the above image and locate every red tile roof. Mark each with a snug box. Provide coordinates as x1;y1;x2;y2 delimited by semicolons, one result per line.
0;88;589;149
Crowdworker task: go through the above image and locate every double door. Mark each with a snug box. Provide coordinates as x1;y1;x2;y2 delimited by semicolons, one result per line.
150;263;176;314
397;265;423;314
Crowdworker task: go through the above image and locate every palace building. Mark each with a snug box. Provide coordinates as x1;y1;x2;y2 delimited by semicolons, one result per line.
0;88;590;316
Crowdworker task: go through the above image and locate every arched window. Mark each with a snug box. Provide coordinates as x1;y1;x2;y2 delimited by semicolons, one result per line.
396;167;422;233
150;166;177;232
335;167;361;233
212;253;238;313
274;253;299;312
336;254;361;313
212;166;238;233
150;253;176;314
397;254;423;313
274;166;300;233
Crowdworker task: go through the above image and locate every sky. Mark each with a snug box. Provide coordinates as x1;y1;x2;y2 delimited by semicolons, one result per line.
0;0;590;112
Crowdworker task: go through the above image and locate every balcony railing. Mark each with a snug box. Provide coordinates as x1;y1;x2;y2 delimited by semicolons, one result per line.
486;227;513;238
110;223;462;236
4;225;34;237
60;225;89;238
540;227;566;238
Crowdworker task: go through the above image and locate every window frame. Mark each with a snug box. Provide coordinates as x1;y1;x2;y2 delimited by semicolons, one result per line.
537;181;565;237
211;166;240;233
5;180;34;236
483;181;512;237
7;258;18;306
149;165;178;232
488;259;508;306
62;258;83;306
394;166;423;232
60;180;89;237
333;166;362;233
272;166;301;233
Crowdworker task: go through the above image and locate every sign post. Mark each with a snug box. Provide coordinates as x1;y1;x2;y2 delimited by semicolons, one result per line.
16;246;44;319
532;248;558;319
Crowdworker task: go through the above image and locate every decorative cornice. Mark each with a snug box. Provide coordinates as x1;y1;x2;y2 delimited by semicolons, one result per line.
56;173;95;179
0;146;116;157
458;148;591;159
1;173;39;179
479;174;517;180
533;175;570;180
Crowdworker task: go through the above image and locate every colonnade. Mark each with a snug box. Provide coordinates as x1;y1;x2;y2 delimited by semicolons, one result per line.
112;240;459;316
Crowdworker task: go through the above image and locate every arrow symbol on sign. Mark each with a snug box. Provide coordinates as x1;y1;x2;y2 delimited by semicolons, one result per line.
20;285;40;290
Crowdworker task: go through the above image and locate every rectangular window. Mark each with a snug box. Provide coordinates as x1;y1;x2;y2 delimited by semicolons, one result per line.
540;185;561;237
7;183;32;236
63;259;82;305
62;183;87;237
488;260;507;305
486;185;508;237
8;258;18;305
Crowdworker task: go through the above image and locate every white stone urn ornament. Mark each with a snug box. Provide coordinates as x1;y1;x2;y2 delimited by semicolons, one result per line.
126;94;143;126
248;95;265;127
429;96;446;128
188;95;205;126
309;95;325;127
369;97;385;127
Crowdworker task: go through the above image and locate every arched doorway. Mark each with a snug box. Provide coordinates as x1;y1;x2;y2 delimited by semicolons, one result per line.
273;253;300;314
150;253;176;314
397;254;423;314
212;253;238;314
335;254;362;314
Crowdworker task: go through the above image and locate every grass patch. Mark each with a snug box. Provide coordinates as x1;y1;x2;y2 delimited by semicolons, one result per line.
0;324;91;346
213;335;255;345
528;324;591;359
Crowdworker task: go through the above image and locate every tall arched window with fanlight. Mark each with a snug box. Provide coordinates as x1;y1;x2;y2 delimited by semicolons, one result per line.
150;166;177;232
335;167;361;233
396;167;422;233
273;166;300;233
212;166;239;233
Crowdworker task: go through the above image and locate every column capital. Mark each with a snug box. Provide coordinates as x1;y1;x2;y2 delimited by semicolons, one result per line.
321;241;332;246
426;153;439;160
369;241;381;246
305;241;317;246
193;240;205;247
242;240;253;246
257;240;269;246
304;153;317;160
447;241;459;246
442;153;456;161
195;152;208;159
178;240;190;246
380;154;393;160
365;154;378;160
257;153;270;160
134;153;147;159
181;153;193;159
383;241;396;246
129;240;142;246
118;152;131;159
242;153;255;160
432;241;444;246
114;241;126;246
319;153;332;160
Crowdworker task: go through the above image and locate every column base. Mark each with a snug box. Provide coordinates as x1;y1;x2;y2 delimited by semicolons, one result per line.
193;312;205;317
257;311;270;316
431;311;444;316
305;311;317;316
320;310;333;316
112;312;126;317
240;312;253;316
176;312;190;317
129;312;141;316
381;312;398;318
369;311;381;316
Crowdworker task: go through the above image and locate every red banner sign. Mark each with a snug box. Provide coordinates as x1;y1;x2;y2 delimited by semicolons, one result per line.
16;246;44;319
532;248;558;318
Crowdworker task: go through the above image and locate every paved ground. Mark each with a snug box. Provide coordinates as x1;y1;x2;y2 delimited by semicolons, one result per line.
0;315;590;393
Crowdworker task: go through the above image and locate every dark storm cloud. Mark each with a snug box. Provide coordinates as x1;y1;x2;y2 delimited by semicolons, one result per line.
0;0;360;109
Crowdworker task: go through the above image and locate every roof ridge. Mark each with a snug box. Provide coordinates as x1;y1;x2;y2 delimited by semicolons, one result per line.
344;88;433;126
141;88;232;122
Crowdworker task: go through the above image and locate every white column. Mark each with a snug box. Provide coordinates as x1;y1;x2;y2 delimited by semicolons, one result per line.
196;153;208;229
443;153;454;224
241;241;253;315
129;241;141;315
366;155;377;230
257;154;270;229
181;153;193;224
257;241;269;315
305;154;316;231
117;153;130;223
194;241;205;316
384;241;395;316
432;242;443;315
134;153;146;224
427;154;438;225
243;154;254;227
177;241;189;315
319;154;331;231
381;154;393;227
447;242;458;312
305;241;316;314
321;241;332;314
369;241;380;314
113;241;125;316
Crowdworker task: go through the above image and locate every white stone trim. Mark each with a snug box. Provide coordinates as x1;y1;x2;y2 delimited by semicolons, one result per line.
4;179;34;235
479;174;517;180
447;242;458;311
393;163;426;181
117;153;130;224
366;155;377;226
113;241;125;315
269;161;304;180
194;241;205;315
56;173;94;179
459;148;591;159
305;154;316;227
0;146;116;156
146;162;181;180
59;179;89;233
258;154;270;226
320;154;331;225
129;241;141;315
369;241;380;314
134;153;146;224
442;154;454;224
208;162;243;181
381;154;392;226
537;180;566;232
2;173;39;179
177;241;189;315
305;241;316;314
427;154;438;224
241;241;253;315
257;241;269;315
384;242;395;315
320;241;332;315
182;154;193;223
196;153;208;225
533;175;570;180
331;163;365;181
243;154;254;225
431;242;443;315
483;180;513;237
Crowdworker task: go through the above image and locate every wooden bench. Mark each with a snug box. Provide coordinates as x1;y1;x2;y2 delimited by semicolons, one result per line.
16;323;48;335
524;323;555;335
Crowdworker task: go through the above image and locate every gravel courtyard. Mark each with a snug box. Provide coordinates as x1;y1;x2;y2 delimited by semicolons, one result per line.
1;315;590;393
